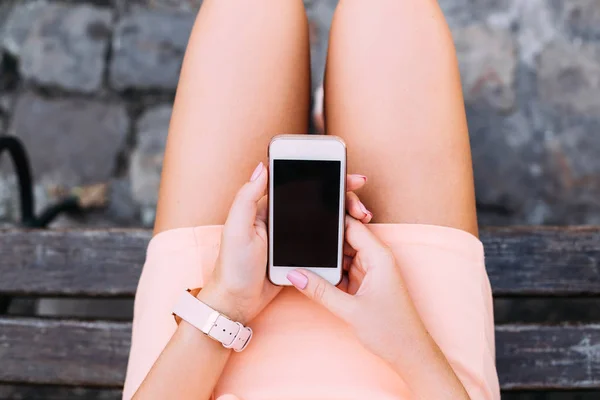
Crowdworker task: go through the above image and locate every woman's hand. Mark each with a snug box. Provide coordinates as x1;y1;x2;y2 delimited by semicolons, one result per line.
286;216;470;399
198;162;274;325
199;162;372;325
286;216;416;358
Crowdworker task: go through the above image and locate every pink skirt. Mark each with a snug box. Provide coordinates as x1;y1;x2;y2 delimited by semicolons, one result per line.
123;224;500;400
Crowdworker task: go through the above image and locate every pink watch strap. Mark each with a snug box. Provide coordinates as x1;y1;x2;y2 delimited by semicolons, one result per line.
173;290;253;352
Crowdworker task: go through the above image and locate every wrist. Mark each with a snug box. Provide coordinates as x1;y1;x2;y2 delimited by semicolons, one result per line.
196;284;249;325
176;318;232;353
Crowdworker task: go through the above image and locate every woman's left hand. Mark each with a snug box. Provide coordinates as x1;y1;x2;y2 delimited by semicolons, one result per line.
199;162;371;325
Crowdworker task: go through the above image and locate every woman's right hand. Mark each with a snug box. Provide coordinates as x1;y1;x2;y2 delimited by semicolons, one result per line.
286;216;470;399
286;216;419;361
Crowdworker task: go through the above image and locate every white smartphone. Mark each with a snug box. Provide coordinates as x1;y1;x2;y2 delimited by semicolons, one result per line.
268;135;347;286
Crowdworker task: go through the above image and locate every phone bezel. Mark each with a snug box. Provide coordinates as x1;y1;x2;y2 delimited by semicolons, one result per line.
268;134;347;286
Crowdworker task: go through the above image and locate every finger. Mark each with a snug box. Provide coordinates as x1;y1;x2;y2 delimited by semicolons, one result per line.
255;195;268;224
337;274;350;293
224;163;268;236
287;269;353;319
346;192;373;223
346;174;367;192
343;255;353;271
348;267;364;296
344;242;357;258
345;216;386;254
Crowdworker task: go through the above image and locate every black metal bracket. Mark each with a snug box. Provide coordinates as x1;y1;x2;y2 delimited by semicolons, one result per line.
0;136;85;315
0;136;82;228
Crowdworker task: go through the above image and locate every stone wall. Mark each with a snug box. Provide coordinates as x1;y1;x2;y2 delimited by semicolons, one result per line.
0;0;599;228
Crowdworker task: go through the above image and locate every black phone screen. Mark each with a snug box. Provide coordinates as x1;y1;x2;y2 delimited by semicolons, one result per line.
273;160;341;268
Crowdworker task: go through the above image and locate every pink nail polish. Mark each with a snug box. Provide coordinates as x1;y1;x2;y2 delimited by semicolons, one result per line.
358;201;370;216
250;162;264;182
287;270;308;290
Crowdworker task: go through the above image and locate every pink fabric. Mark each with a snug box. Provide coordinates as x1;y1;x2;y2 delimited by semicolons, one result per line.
123;224;500;400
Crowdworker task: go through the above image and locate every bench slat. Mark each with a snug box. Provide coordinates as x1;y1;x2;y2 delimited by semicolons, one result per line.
482;227;600;295
0;230;149;297
0;318;129;387
1;228;600;296
0;384;121;400
1;318;599;389
496;324;600;389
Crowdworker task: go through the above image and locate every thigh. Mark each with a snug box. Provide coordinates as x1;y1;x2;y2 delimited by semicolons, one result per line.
155;0;311;234
324;0;478;236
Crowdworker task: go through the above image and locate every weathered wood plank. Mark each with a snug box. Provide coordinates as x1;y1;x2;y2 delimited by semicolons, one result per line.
6;386;599;400
1;318;599;389
496;324;600;389
494;298;600;324
502;391;600;399
1;227;600;296
482;227;600;295
0;318;130;387
0;384;121;400
0;230;150;296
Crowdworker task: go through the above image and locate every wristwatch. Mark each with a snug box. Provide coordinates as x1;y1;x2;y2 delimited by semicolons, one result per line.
172;289;253;352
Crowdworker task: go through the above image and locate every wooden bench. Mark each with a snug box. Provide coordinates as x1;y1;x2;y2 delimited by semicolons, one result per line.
1;228;599;398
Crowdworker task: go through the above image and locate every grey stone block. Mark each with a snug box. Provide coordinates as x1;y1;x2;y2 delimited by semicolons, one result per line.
106;178;140;225
132;0;203;11
470;34;600;226
130;105;171;225
5;3;113;93
0;1;17;26
439;0;514;28
538;40;600;117
454;24;517;112
0;92;15;118
551;0;600;40
110;10;195;91
469;107;545;225
0;176;23;223
8;92;129;189
1;1;47;57
439;0;600;225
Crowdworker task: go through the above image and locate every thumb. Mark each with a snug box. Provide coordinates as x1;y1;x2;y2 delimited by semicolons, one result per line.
287;269;353;320
224;162;268;235
345;215;385;253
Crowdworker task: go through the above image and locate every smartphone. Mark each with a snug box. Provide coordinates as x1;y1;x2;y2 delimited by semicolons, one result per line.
268;135;347;286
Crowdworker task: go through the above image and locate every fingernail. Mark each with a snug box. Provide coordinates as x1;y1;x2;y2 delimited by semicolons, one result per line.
287;270;308;290
250;162;264;182
358;201;370;217
350;174;367;183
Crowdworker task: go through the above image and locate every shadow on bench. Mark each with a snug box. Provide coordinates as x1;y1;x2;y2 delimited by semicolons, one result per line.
1;228;599;398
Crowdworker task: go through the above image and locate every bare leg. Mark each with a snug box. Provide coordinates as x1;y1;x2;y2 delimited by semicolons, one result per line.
155;0;311;234
325;0;478;236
